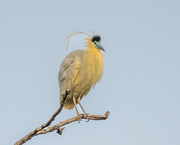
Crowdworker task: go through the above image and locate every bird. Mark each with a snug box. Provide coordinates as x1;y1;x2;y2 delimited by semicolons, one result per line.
58;30;105;119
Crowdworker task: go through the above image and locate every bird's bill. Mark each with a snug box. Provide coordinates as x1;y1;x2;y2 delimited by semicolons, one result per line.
99;45;105;52
95;42;105;52
99;47;105;52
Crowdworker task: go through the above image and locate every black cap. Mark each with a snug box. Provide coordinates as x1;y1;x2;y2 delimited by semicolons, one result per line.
92;35;101;42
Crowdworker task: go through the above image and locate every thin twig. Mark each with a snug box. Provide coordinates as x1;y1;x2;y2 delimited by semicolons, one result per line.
14;84;110;145
15;85;78;145
36;111;110;135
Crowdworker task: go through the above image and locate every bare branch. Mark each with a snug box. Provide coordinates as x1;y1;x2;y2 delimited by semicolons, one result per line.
15;105;64;145
15;86;75;145
36;111;110;135
14;84;110;145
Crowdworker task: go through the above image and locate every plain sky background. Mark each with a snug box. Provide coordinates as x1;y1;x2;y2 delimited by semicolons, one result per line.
0;0;180;145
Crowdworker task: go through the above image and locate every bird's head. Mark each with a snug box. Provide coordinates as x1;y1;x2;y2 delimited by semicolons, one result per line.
86;35;105;52
89;35;105;52
63;30;105;52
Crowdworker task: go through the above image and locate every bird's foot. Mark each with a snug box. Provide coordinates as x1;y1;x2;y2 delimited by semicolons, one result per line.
83;113;90;122
76;114;82;123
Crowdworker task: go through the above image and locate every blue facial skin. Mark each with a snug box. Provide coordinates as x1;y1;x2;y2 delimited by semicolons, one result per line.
94;41;105;52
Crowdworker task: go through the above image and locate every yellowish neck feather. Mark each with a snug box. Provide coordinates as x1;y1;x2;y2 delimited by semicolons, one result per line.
80;38;104;85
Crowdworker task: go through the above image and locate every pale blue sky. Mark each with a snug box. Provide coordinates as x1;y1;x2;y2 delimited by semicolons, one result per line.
0;0;180;145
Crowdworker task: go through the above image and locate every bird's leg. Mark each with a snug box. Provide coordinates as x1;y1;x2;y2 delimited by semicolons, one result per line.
78;102;87;114
77;98;90;121
73;95;81;122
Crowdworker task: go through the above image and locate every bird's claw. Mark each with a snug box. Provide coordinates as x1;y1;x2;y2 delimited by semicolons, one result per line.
76;114;82;123
84;113;90;122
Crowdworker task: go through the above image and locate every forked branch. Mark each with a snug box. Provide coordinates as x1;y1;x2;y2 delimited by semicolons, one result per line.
14;84;110;145
36;111;110;135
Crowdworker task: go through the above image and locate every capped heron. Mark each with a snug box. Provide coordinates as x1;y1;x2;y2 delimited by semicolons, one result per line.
59;31;105;118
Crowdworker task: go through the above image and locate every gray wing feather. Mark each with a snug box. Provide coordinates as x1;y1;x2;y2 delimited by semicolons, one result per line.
58;49;84;104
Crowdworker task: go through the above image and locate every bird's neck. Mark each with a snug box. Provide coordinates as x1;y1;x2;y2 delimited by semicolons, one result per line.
84;47;103;62
80;47;104;83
